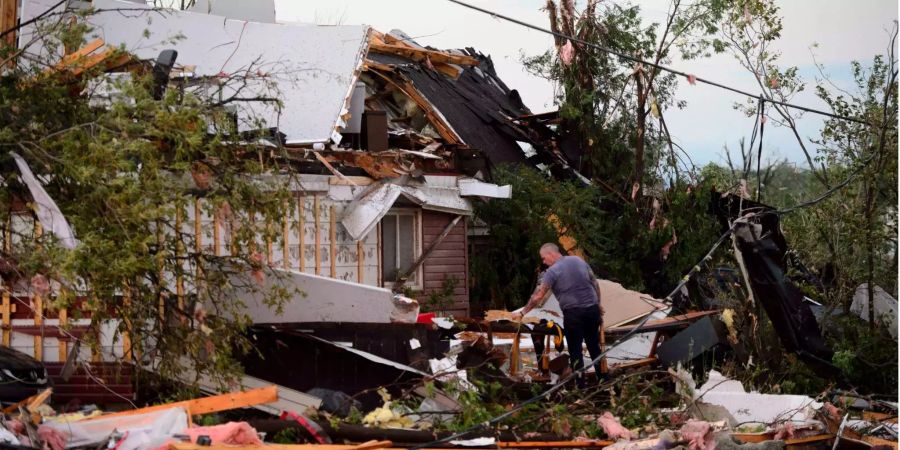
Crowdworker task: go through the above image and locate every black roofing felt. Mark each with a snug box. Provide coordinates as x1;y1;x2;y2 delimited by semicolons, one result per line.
370;49;533;165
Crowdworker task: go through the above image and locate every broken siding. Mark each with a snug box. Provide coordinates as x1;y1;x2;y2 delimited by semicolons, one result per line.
421;211;469;316
186;188;379;286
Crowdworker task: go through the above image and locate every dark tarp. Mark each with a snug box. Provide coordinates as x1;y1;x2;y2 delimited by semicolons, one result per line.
712;193;836;372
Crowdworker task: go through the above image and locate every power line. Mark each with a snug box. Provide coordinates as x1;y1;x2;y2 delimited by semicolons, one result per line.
445;0;875;127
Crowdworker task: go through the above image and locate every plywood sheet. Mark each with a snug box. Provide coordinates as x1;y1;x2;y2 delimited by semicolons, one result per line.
507;279;664;329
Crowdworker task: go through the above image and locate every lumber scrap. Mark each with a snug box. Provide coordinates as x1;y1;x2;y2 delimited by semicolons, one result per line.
42;39;133;79
349;441;392;450
84;385;278;421
733;433;834;446
363;59;395;72
369;42;479;67
2;388;52;414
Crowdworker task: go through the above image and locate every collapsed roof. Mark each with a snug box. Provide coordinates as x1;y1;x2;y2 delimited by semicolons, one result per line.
365;32;534;165
18;0;579;184
84;0;369;145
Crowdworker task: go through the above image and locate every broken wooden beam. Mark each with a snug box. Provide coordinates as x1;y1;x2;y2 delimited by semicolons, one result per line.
2;388;52;415
85;385;278;421
369;43;480;67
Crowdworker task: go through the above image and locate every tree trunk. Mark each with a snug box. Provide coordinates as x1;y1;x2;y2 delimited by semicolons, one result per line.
634;69;646;199
865;178;876;329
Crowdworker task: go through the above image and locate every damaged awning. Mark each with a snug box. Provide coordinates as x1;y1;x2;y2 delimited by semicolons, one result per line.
341;176;511;241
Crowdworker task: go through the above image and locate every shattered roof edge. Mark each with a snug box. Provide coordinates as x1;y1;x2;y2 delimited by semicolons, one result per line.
328;25;373;145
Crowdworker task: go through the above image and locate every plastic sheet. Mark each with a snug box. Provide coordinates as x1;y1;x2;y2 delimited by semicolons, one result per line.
44;406;188;450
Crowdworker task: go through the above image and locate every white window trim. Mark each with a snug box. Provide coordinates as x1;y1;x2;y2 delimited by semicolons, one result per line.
380;208;423;290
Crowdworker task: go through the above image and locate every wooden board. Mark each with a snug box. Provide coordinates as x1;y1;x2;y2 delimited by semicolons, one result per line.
84;385;278;420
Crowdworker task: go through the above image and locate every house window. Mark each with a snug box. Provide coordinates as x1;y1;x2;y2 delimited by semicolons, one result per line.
381;209;422;288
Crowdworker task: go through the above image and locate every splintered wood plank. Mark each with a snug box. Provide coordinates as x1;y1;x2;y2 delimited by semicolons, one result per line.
33;222;43;361
122;289;132;362
57;308;67;361
363;59;395;72
298;195;306;272
33;294;42;361
349;441;392;450
194;199;202;253
2;290;10;347
2;388;52;415
282;200;290;269
357;240;364;283
89;385;278;421
314;195;321;275
329;205;336;278
369;42;479;66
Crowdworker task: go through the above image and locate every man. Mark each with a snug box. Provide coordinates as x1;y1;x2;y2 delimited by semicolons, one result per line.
512;243;604;386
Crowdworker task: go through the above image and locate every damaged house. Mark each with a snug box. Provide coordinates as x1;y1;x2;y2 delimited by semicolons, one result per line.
0;0;578;401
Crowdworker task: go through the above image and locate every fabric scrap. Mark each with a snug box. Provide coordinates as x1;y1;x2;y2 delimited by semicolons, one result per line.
680;419;714;450
598;411;634;441
183;422;262;446
37;425;66;450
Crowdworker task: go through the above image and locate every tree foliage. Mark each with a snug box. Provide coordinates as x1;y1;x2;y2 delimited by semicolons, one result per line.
0;7;298;391
478;0;897;395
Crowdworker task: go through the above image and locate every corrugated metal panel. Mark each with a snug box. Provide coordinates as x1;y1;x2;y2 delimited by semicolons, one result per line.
87;0;369;144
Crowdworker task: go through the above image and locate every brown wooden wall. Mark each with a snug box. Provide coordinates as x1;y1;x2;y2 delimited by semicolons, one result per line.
420;211;469;317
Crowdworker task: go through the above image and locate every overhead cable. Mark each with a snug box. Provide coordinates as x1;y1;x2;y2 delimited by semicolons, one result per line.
445;0;874;127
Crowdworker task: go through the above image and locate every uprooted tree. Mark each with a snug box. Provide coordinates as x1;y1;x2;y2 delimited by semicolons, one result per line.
0;5;299;391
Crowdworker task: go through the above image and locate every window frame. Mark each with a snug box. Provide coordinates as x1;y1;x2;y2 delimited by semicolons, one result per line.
379;208;423;290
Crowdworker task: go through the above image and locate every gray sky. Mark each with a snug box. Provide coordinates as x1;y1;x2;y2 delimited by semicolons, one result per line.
276;0;898;167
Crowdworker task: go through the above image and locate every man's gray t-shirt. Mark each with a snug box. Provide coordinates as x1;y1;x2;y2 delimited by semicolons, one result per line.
542;256;599;312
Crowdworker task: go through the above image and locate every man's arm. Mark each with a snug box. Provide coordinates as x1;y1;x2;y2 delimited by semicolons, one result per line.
513;282;551;320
